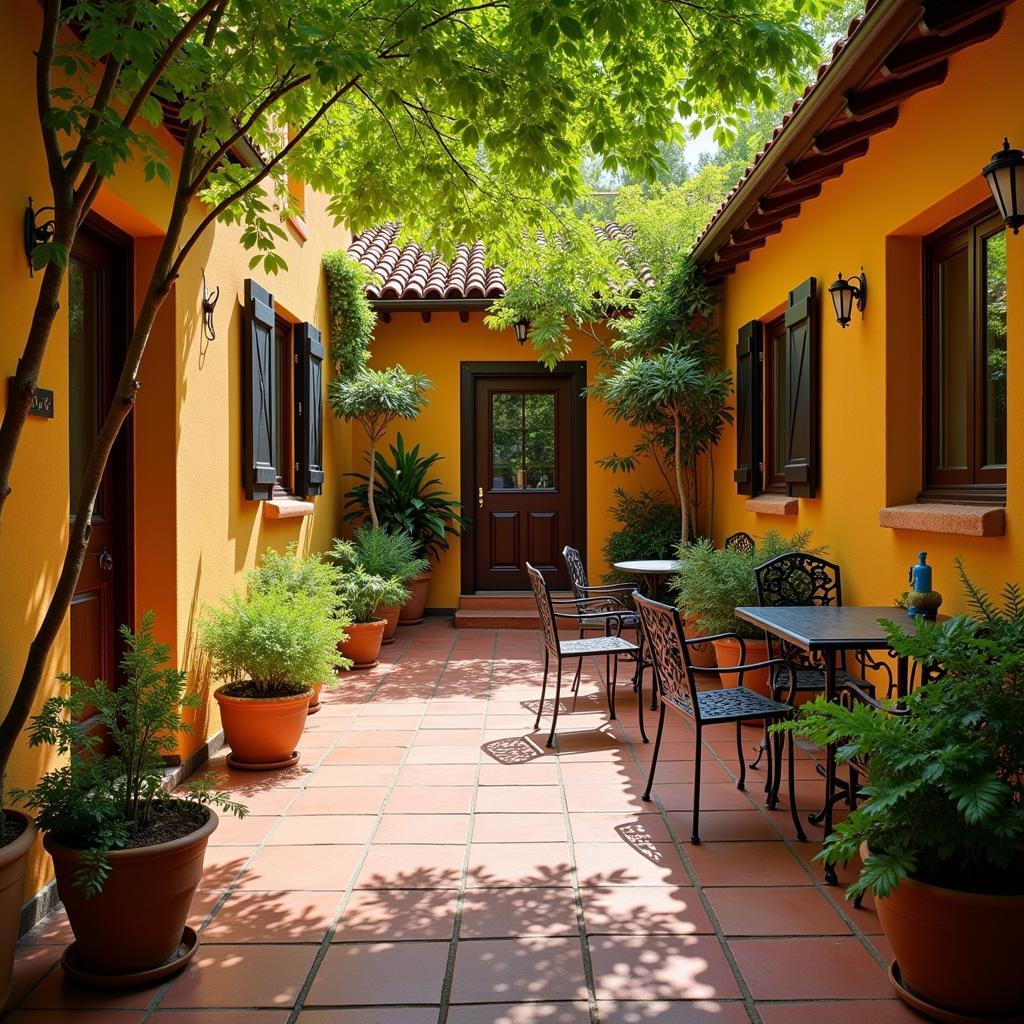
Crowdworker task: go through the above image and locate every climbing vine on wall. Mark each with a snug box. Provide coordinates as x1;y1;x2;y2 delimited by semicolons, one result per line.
322;250;377;378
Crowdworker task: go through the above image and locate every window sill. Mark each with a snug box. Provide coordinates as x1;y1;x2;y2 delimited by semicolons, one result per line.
263;496;315;520
287;214;309;242
745;494;798;516
878;503;1005;537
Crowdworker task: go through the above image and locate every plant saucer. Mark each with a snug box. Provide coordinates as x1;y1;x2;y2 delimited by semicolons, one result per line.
227;751;300;771
890;961;1024;1023
61;927;199;990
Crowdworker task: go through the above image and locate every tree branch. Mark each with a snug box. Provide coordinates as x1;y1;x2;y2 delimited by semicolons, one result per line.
35;0;63;186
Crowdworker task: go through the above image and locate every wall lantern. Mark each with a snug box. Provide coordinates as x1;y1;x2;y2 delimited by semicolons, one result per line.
983;138;1024;234
513;318;530;345
24;197;55;277
201;268;220;342
828;269;867;328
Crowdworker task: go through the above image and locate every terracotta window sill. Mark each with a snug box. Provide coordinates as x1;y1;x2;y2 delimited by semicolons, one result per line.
287;214;309;242
745;494;798;516
263;497;315;520
878;503;1005;537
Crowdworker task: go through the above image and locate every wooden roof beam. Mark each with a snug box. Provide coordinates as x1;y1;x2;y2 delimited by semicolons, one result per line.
745;204;802;231
730;222;784;247
786;138;870;185
758;185;821;213
884;12;1003;76
920;0;1010;37
812;108;899;154
845;61;948;118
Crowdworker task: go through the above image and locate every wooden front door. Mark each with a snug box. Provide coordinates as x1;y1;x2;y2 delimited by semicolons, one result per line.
464;363;586;591
68;222;133;698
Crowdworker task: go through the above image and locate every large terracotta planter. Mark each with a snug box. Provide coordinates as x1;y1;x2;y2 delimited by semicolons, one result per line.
376;603;401;645
214;686;311;770
711;637;771;723
340;620;386;669
0;812;37;1009
45;808;217;977
398;569;432;625
865;844;1024;1019
683;614;719;676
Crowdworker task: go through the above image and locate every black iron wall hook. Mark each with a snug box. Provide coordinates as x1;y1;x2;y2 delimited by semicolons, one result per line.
24;197;55;277
201;269;220;341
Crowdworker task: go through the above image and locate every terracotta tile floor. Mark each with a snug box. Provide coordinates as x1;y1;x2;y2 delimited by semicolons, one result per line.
11;620;926;1023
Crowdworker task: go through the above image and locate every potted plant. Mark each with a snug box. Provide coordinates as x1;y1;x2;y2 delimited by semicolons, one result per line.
780;562;1024;1020
336;568;408;668
0;810;35;1008
14;614;245;985
672;530;821;694
201;550;350;769
344;434;469;623
332;527;428;643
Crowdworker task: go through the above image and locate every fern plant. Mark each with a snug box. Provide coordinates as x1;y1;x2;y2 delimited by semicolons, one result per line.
13;613;246;895
331;527;428;593
778;560;1024;900
336;567;409;624
247;544;344;614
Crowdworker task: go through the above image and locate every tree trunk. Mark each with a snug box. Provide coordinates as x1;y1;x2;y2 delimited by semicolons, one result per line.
673;410;688;548
366;439;379;529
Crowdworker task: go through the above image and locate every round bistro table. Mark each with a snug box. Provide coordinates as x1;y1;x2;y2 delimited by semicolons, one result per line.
612;559;681;597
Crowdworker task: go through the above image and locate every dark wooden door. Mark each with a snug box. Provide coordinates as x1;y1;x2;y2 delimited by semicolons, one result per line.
470;369;582;590
68;223;133;702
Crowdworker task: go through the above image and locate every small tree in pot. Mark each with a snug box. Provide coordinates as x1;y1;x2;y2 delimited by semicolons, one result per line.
335;568;408;669
15;613;245;983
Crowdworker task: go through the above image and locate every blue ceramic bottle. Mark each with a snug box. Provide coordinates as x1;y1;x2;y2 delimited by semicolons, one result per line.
907;552;942;620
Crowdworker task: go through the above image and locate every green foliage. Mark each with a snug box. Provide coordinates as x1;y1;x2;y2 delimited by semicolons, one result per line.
13;613;246;895
344;434;468;562
778;561;1024;900
201;550;351;694
331;527;428;591
672;530;822;638
335;566;408;624
601;488;680;581
322;251;376;379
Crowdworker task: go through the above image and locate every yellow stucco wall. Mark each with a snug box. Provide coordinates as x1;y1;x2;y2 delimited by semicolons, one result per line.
713;2;1023;608
0;1;351;901
363;313;667;607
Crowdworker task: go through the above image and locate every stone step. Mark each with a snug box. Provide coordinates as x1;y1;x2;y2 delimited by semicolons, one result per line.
453;608;541;629
458;591;572;610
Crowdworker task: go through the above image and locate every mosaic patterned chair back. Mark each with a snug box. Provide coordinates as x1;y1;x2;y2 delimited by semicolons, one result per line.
561;546;589;597
526;562;559;653
723;531;755;556
633;592;698;717
755;553;843;608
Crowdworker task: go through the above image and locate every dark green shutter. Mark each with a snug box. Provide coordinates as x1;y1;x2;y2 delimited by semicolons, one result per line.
295;322;325;498
243;279;278;501
783;277;819;498
734;319;763;496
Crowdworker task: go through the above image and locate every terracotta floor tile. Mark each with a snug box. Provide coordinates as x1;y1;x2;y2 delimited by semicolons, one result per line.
188;889;225;930
7;944;62;1009
19;967;154;1010
160;944;317;1008
477;762;560;786
239;845;362;890
685;842;812;887
567;813;671;844
4;1013;145;1024
590;934;742;1001
305;942;449;1005
707;886;852;936
297;1011;439;1024
447;1004;591;1023
394;763;479;786
595;1002;752;1023
475;786;563;814
450;937;588;1003
405;746;480;764
199;846;256;889
730;937;893;1000
202;889;343;942
573;842;690;888
334;889;458;941
472;814;567;843
460;887;578;938
321;746;408;765
348;715;422;730
412;729;483;747
208;814;279;846
375;814;471;844
287;786;389;815
663;810;783;843
307;764;397;787
266;814;377;846
355;844;465;889
466;843;572;888
19;910;73;946
338;730;415;747
580;886;713;935
385;786;475;814
756;1000;924;1023
562;785;647;814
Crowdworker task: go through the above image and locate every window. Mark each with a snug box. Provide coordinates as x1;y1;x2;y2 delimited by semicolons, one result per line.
490;391;556;490
762;315;787;493
923;204;1007;503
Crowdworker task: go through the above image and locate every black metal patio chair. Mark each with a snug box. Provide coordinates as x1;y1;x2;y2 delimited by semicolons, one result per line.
633;592;806;844
527;562;641;748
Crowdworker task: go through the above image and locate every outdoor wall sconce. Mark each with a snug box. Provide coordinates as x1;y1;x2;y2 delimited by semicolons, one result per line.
24;197;55;277
983;138;1024;234
201;269;220;342
828;269;867;328
513;318;530;345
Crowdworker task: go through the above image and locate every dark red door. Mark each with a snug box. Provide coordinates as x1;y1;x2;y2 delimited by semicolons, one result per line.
68;224;132;704
472;373;578;590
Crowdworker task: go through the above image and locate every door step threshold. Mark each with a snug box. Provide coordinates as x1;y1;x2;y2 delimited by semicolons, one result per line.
453;608;541;629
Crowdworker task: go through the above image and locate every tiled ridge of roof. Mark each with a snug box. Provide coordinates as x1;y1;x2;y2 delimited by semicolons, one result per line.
348;222;652;303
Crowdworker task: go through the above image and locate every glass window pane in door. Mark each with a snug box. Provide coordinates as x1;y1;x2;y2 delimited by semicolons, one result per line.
68;259;103;517
936;248;970;470
490;392;522;488
523;393;555;489
983;230;1008;467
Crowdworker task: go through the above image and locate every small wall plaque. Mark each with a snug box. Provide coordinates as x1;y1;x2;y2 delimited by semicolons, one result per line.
7;379;54;419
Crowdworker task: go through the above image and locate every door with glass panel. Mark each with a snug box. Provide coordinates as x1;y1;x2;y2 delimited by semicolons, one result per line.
469;368;582;590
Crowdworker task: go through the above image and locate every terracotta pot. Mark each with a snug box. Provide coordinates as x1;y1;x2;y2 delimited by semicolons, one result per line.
865;843;1024;1018
376;603;401;645
214;686;311;770
711;637;771;697
398;569;432;625
683;614;719;676
339;619;386;669
45;808;217;976
0;812;37;1009
307;684;322;715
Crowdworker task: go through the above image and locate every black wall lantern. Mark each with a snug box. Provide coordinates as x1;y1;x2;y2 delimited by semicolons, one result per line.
201;268;220;342
983;138;1024;234
828;269;867;328
24;197;55;277
513;317;530;345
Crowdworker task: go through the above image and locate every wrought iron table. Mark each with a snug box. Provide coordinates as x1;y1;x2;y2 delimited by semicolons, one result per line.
734;604;933;884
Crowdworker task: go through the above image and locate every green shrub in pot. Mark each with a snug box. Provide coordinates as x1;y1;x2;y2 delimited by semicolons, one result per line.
336;567;408;625
331;527;428;596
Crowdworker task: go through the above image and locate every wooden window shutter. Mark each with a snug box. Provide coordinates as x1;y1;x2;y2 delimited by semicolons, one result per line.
734;319;763;496
294;322;325;498
242;279;278;501
783;277;819;498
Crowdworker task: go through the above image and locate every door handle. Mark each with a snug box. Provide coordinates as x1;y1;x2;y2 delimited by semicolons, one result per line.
477;486;484;508
98;546;113;572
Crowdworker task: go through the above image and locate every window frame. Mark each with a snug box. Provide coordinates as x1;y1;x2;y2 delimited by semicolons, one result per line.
921;201;1007;505
272;313;295;497
761;314;788;495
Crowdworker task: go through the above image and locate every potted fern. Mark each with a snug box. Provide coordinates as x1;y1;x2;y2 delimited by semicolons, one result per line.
336;568;408;669
15;614;245;985
201;549;350;768
780;562;1024;1020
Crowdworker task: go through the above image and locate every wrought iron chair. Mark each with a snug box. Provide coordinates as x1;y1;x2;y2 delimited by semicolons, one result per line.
633;592;806;844
723;531;755;555
527;563;641;748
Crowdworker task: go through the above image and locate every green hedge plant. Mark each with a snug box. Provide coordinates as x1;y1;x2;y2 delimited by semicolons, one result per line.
321;250;376;380
601;487;680;581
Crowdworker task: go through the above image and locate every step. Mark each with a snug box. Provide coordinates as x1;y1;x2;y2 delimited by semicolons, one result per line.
459;592;571;610
453;608;542;629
